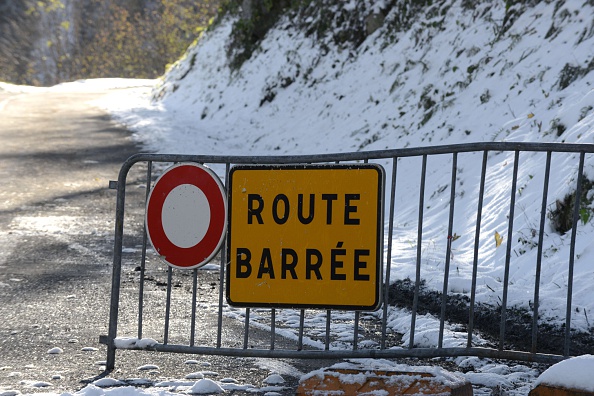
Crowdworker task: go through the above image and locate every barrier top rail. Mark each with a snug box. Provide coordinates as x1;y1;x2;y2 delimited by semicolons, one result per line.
117;142;594;170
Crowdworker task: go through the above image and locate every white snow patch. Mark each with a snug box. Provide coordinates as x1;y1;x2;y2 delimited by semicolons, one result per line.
535;355;594;392
20;380;52;388
0;391;20;396
93;378;126;387
114;337;158;349
73;384;179;396
263;374;285;385
186;379;224;394
137;364;159;371
184;373;204;380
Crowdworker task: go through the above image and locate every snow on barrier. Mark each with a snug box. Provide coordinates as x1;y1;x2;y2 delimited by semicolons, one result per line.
101;143;594;371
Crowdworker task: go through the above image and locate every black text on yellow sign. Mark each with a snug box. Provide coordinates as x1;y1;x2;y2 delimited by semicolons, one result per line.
226;164;385;310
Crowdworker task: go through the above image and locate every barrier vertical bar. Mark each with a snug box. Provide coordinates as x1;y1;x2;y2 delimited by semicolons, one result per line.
217;163;230;348
271;309;276;350
325;310;331;350
499;150;520;351
353;311;360;350
381;157;397;350
164;266;173;344
532;151;551;353
439;152;457;349
243;308;250;349
325;164;340;351
190;268;198;346
410;154;427;349
138;161;152;339
106;157;134;371
565;152;585;356
298;309;305;351
468;151;488;347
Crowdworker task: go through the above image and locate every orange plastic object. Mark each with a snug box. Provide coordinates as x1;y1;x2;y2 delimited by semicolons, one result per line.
529;385;594;396
297;368;473;395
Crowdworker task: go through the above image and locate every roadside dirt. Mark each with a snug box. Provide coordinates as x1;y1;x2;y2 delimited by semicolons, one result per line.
388;278;594;356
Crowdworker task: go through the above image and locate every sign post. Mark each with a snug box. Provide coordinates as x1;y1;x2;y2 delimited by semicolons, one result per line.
146;163;227;270
227;164;384;310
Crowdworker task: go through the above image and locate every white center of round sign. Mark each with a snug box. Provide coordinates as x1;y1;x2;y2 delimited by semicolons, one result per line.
161;184;211;248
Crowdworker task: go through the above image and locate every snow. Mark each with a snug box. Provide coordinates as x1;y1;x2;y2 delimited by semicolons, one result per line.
302;360;468;388
113;338;158;349
0;79;155;94
534;354;594;392
136;365;159;372
93;379;125;388
3;0;594;394
263;374;284;385
183;373;203;380
186;379;223;394
183;361;210;367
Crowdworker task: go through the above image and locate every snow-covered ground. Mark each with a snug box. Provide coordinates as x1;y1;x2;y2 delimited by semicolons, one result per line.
5;0;594;394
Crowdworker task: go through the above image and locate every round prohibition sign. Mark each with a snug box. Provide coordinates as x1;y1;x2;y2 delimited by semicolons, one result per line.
146;163;227;269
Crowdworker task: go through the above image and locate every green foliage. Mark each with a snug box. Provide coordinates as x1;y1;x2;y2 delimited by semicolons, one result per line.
224;0;294;70
0;0;37;84
580;207;591;226
548;176;594;234
224;0;389;70
26;0;65;15
223;0;454;70
73;0;220;81
383;0;434;36
557;59;594;91
0;0;220;85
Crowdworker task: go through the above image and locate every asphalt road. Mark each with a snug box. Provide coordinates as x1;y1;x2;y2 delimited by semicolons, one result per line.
0;87;326;395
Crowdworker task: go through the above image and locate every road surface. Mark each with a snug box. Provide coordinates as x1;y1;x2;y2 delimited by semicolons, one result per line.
0;85;320;394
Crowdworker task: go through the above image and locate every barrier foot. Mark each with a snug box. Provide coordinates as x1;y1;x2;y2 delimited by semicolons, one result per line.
100;335;116;371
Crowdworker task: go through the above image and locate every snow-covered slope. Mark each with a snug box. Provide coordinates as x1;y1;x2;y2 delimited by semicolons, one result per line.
152;0;594;155
102;0;594;332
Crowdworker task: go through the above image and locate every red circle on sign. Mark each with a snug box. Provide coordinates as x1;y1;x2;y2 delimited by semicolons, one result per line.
146;163;227;269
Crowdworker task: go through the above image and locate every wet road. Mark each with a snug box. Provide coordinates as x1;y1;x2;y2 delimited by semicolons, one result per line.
0;86;324;394
0;86;147;393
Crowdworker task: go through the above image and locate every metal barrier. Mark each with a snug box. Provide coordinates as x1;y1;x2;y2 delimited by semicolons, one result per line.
101;142;594;370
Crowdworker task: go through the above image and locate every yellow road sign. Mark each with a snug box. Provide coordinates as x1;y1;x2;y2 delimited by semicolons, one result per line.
227;164;384;310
